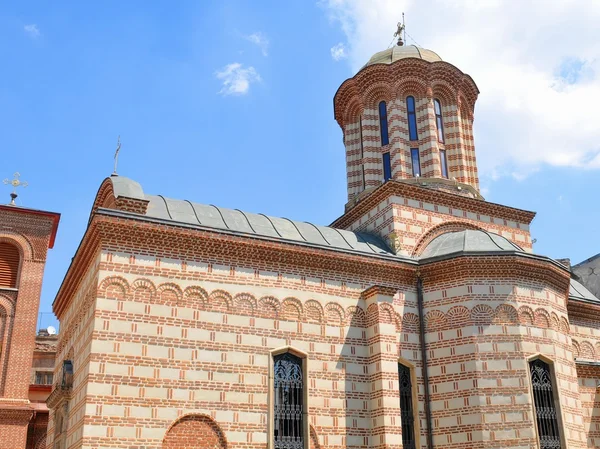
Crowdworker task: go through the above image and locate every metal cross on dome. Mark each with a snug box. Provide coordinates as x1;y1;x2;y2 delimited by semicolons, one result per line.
3;172;28;205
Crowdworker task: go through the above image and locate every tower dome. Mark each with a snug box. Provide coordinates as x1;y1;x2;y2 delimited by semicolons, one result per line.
334;37;480;211
363;44;442;68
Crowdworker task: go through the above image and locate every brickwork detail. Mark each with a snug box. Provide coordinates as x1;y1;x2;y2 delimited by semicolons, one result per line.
0;205;58;449
162;414;227;449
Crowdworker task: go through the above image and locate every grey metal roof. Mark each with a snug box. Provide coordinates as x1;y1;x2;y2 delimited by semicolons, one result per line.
419;230;524;260
569;278;600;303
144;194;400;258
363;45;442;69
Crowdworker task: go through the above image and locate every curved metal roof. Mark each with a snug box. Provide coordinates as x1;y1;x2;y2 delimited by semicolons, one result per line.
420;230;524;260
569;278;600;303
363;44;442;69
144;194;400;258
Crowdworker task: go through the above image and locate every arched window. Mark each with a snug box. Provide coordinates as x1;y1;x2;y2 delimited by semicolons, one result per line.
274;352;304;449
529;359;562;449
0;243;20;289
434;99;445;143
379;101;389;146
406;96;418;141
398;363;416;449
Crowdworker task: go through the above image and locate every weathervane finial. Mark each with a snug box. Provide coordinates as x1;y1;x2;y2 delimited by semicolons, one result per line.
3;172;28;205
394;20;405;46
113;136;121;176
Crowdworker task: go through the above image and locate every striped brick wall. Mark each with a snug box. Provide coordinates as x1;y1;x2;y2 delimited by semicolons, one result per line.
343;96;476;204
344;196;532;256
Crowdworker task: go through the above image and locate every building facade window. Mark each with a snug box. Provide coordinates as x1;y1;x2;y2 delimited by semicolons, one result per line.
383;152;392;181
398;363;416;449
440;149;448;178
379;101;389;146
274;352;304;449
411;148;421;177
0;242;20;289
35;371;53;385
434;99;445;143
530;359;562;449
406;96;418;141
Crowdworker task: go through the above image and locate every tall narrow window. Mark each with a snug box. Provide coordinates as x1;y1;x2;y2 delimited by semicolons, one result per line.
406;96;418;141
530;359;562;449
440;149;448;178
411;148;421;177
274;352;304;449
0;243;20;289
434;99;445;143
382;152;392;181
359;116;364;159
398;363;416;449
379;101;389;146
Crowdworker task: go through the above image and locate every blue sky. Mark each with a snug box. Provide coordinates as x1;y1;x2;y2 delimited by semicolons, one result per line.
2;1;599;330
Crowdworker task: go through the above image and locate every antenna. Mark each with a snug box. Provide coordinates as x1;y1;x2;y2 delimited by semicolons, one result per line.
402;12;406;45
47;326;57;335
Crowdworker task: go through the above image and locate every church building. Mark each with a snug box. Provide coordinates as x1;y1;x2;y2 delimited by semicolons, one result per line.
47;35;600;449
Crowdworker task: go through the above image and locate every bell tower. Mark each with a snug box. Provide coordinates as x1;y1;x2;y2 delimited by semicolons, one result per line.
331;36;535;256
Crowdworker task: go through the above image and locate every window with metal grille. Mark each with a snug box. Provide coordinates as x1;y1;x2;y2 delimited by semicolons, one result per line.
530;359;562;449
434;99;445;143
398;363;416;449
274;352;304;449
379;101;389;146
406;96;418;141
0;243;20;288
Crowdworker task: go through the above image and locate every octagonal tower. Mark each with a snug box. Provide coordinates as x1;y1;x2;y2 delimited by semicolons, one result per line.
334;43;480;210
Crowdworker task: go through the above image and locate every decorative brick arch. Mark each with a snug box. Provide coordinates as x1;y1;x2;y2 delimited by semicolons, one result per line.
0;233;34;262
412;222;484;256
162;414;227;449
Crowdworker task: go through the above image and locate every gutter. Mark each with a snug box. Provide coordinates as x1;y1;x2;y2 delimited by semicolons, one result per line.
417;276;434;449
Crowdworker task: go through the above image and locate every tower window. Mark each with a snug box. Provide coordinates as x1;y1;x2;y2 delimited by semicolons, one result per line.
529;359;562;449
274;352;304;449
440;149;448;178
0;243;20;289
398;363;416;449
411;149;421;177
383;152;392;181
406;96;418;141
379;101;389;146
434;99;445;143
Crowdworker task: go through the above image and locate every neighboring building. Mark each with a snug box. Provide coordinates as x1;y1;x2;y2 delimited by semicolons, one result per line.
27;330;58;449
573;254;600;300
0;197;60;449
48;38;600;449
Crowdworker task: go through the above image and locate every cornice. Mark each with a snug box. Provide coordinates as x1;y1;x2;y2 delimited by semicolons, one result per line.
334;58;480;127
52;221;100;319
330;180;536;229
418;253;570;295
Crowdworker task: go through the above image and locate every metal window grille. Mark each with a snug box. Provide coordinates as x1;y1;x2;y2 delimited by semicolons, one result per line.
274;352;303;449
530;359;562;449
398;363;416;449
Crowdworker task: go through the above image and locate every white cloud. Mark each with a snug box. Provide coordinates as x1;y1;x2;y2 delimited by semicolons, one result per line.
215;63;261;96
24;24;40;38
245;32;269;57
330;42;347;61
321;0;600;178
